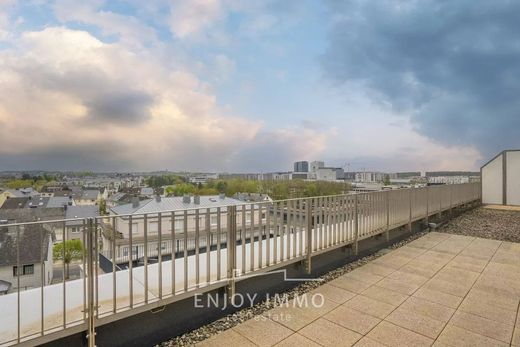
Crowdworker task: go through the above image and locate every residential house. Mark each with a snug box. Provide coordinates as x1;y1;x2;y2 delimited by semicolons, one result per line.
0;223;54;293
75;190;101;206
103;195;262;264
61;205;99;242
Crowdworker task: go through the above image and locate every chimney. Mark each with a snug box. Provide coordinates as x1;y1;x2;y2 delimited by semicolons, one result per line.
155;195;161;202
194;195;200;204
182;195;191;204
219;193;225;200
131;197;139;208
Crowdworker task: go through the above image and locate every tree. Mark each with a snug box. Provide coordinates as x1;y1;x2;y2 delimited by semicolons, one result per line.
383;174;391;186
99;198;107;215
53;240;84;280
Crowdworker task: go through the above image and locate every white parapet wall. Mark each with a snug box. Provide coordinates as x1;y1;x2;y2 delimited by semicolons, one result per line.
482;150;520;206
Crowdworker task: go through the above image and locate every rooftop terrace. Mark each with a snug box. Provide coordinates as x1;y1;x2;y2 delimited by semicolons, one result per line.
188;217;520;347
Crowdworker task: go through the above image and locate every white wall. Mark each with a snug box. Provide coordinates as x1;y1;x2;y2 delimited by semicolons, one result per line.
506;151;520;206
482;153;503;204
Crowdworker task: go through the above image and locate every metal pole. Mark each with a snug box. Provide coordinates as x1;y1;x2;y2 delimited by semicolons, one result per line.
353;194;359;255
87;218;96;347
305;198;312;274
385;191;390;242
227;206;237;303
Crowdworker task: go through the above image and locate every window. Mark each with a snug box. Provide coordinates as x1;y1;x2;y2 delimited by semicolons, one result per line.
130;223;139;234
71;227;80;233
13;264;34;276
121;247;128;257
174;218;183;232
210;215;218;226
149;221;158;233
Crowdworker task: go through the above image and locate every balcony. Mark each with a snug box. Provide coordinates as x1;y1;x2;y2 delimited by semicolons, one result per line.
0;183;486;346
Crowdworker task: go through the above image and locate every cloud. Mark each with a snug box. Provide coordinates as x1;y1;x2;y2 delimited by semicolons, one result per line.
322;0;520;160
169;0;223;38
0;26;326;172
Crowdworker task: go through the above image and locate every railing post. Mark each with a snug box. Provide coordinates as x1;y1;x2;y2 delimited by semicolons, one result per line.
86;218;96;347
226;206;237;303
304;198;312;274
449;184;453;215
408;188;412;232
353;194;359;255
385;191;390;242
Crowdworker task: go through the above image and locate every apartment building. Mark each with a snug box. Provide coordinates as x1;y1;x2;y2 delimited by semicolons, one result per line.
103;195;264;264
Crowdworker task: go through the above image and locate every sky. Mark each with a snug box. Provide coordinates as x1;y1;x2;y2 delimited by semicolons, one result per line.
0;0;518;173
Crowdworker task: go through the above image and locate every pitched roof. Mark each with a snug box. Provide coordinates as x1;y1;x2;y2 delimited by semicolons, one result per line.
110;195;245;216
81;190;100;200
65;206;99;226
0;224;52;266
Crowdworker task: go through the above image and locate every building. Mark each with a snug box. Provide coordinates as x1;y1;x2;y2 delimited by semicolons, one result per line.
427;176;470;185
75;190;101;206
62;206;100;241
0;188;39;208
315;167;345;181
293;161;309;173
355;172;385;183
103;195;261;264
0;223;54;293
481;149;520;206
309;161;324;173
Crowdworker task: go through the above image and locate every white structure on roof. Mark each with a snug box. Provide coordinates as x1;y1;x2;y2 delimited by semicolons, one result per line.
481;149;520;206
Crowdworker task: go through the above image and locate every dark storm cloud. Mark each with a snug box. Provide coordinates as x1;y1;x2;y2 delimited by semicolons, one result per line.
84;91;154;124
322;0;520;159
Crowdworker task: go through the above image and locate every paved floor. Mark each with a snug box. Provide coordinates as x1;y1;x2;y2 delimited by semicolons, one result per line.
197;232;520;347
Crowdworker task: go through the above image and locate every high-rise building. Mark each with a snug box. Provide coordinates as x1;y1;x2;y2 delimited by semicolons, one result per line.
294;161;309;173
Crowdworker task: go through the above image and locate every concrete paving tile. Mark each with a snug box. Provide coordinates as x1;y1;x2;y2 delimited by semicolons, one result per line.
387;270;429;286
385;306;445;339
234;317;293;347
344;295;396;319
490;250;520;268
412;287;463;309
446;255;488;273
299;318;362;347
376;276;420;295
353;337;387;347
361;285;409;306
361;263;396;277
197;329;257;347
329;277;372;294
343;268;384;285
423;277;472;297
399;297;455;322
482;262;520;282
265;296;339;331
449;311;514;343
372;255;411;269
308;283;356;304
498;241;520;254
431;241;469;255
417;250;455;263
274;333;321;347
407;238;441;250
391;246;427;259
367;321;434;347
433;267;480;286
513;326;520;346
464;288;519;312
324;305;381;335
399;261;442;278
436;324;508;347
474;274;520;297
458;296;517;325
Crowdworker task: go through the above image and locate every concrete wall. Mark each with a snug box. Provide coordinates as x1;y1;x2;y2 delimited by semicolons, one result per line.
482;153;503;204
506;151;520;206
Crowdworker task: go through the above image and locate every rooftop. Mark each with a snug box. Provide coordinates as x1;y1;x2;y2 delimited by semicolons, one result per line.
194;230;520;347
110;195;244;215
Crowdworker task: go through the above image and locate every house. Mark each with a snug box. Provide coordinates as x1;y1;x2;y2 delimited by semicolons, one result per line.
481;149;520;206
233;192;273;203
139;187;155;198
103;195;261;264
62;205;99;241
0;188;39;208
75;190;101;206
0;223;54;293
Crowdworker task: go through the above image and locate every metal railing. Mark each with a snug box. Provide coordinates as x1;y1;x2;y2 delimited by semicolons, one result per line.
0;183;481;346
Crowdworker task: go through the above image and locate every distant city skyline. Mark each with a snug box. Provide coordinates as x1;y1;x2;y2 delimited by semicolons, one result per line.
0;1;518;172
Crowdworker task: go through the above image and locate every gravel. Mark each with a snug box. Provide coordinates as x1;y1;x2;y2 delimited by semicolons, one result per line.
437;207;520;242
158;229;429;347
